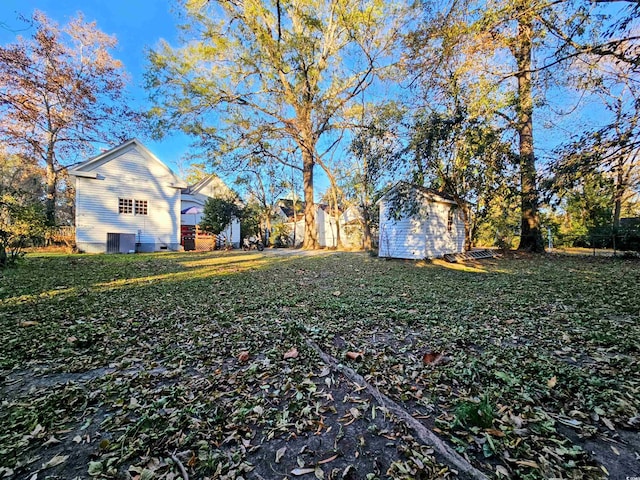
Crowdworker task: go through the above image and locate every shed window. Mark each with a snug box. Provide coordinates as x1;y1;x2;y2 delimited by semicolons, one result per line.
119;198;133;214
135;200;148;215
447;207;454;232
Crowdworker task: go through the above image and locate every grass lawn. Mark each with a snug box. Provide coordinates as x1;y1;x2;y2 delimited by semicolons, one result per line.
0;251;638;479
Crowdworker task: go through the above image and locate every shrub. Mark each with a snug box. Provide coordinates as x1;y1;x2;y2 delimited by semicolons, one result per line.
0;190;47;268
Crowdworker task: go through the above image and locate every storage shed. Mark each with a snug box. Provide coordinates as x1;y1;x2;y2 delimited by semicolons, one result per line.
378;183;465;259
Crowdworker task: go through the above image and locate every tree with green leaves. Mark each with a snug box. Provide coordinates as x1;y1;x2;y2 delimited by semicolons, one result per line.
348;102;404;249
199;197;241;247
146;0;405;248
405;108;515;249
0;11;138;225
0;186;47;268
407;0;640;252
235;162;289;246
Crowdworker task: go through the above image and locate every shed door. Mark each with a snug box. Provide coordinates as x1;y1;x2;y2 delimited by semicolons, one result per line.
106;233;120;254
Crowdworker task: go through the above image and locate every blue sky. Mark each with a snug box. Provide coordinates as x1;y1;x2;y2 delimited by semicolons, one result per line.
0;0;194;176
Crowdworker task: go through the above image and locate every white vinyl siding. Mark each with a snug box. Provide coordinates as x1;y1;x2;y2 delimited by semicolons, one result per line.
74;145;182;253
378;198;465;259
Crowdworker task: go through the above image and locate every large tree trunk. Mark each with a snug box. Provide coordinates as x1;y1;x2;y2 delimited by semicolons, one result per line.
612;157;626;231
302;149;318;249
461;204;473;251
515;12;544;253
45;149;57;226
362;207;373;250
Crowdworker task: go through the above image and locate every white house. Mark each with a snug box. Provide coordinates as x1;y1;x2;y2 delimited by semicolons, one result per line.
378;183;465;259
180;175;241;248
278;204;367;248
69;139;186;253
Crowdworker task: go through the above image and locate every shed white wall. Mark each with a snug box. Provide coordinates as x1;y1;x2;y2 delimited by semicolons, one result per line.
75;146;182;253
378;198;465;259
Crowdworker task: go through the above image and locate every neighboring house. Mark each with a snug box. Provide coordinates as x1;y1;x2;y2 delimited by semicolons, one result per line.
180;175;241;248
69;139;186;253
279;203;366;248
378;183;465;259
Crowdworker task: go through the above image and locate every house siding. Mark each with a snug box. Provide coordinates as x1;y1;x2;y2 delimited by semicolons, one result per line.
74;146;181;253
378;197;465;259
317;208;338;248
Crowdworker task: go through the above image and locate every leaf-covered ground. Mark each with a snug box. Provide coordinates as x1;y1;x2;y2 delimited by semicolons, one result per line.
0;251;638;479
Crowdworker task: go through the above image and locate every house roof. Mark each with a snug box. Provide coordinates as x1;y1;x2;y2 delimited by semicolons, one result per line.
68;138;186;188
182;175;241;203
377;181;458;205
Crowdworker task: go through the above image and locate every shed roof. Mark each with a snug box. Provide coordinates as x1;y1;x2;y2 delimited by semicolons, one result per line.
377;181;457;205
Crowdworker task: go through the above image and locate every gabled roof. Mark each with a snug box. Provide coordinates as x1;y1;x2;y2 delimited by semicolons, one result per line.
182;174;238;199
68;138;186;188
377;181;457;206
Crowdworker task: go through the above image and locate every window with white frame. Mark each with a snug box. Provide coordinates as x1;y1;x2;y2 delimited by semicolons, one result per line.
135;200;148;215
119;198;133;214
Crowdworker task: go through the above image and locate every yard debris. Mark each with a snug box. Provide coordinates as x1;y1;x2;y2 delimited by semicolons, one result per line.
2;252;638;480
284;347;299;359
275;446;287;463
422;351;450;365
291;467;315;475
345;351;364;361
19;321;39;327
41;454;68;470
169;452;189;480
307;339;489;480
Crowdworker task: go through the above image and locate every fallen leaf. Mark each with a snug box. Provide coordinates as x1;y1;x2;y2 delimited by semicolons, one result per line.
318;454;338;465
610;445;620;456
332;291;341;296
495;465;509;477
515;460;539;469
42;454;69;470
238;351;250;363
345;351;363;361
276;446;287;463
66;336;78;344
547;376;557;388
602;417;615;431
291;467;316;475
20;321;39;327
485;428;506;437
88;461;103;476
42;436;61;446
284;347;299;360
315;466;325;479
423;352;443;365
